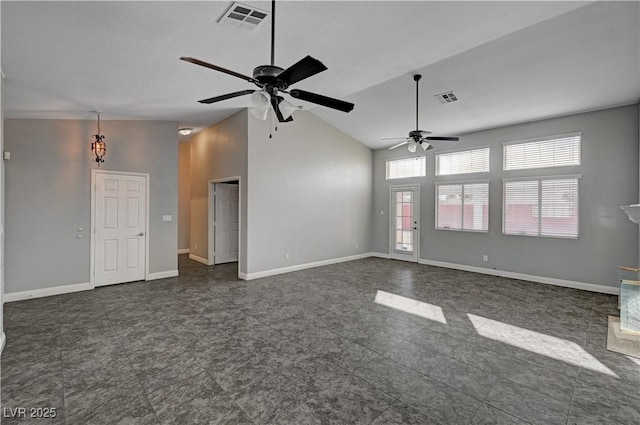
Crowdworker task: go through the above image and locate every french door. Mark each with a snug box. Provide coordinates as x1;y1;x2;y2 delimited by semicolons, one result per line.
390;186;420;262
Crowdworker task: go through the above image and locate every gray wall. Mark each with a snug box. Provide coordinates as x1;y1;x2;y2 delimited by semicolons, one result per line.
373;104;639;288
189;110;248;274
178;141;191;251
1;75;4;338
4;119;178;294
247;110;373;274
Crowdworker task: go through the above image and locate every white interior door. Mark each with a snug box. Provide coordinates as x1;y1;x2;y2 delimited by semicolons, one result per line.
214;183;239;264
94;172;147;286
390;186;420;262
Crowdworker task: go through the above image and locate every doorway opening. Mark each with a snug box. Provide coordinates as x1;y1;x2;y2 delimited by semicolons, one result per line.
208;177;241;273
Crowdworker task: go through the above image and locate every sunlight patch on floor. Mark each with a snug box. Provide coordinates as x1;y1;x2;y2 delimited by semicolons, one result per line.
468;314;618;377
374;290;447;324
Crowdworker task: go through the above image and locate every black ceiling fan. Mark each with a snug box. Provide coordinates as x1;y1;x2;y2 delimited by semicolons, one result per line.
385;74;459;152
180;0;354;123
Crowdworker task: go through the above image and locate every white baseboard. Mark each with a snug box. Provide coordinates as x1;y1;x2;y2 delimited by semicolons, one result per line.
418;259;619;295
4;281;93;303
178;248;190;254
243;253;372;280
0;332;6;356
370;252;391;259
147;270;179;280
188;253;210;266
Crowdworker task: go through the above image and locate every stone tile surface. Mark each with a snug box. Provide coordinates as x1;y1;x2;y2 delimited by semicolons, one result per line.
0;255;632;425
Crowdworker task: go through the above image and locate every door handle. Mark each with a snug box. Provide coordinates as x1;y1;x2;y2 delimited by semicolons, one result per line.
137;232;145;237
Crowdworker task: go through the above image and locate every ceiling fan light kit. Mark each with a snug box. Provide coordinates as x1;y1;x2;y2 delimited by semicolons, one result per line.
181;0;354;127
385;74;460;152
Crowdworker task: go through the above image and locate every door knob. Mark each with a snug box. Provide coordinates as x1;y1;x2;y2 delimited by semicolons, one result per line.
137;232;145;237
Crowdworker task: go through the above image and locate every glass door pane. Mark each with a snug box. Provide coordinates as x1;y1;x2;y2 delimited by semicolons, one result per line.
394;190;414;252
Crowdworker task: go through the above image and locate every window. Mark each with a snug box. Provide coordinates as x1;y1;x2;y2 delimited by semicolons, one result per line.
436;182;489;232
503;176;579;238
386;157;426;180
436;147;490;176
503;133;581;171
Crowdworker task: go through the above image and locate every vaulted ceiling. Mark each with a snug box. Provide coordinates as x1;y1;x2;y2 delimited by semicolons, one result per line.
2;1;638;149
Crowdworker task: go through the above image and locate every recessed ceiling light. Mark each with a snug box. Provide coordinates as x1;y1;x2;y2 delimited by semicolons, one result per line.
178;128;193;136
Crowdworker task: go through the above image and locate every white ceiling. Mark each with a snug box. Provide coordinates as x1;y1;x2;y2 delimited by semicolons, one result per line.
2;1;638;148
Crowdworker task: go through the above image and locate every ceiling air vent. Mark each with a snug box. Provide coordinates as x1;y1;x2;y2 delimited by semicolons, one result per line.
218;2;269;30
434;91;459;104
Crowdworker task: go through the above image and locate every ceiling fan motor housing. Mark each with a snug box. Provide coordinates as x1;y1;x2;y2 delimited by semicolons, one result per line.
253;65;288;93
409;129;429;142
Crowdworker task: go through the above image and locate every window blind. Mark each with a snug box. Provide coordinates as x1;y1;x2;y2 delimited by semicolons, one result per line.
386;157;426;180
503;177;579;238
436;182;488;232
436;147;490;176
503;134;580;171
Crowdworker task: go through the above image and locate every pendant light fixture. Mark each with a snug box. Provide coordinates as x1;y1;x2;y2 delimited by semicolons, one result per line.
91;112;106;164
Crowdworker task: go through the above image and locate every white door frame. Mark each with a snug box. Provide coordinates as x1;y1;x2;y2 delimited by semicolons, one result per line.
389;184;420;262
90;169;150;288
208;176;242;268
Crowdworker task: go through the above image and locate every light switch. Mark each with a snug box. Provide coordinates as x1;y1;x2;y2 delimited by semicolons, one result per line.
162;215;172;222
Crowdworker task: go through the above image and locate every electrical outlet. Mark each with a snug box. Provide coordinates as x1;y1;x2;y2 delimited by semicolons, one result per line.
483;255;488;262
285;253;290;260
194;244;198;250
355;243;359;249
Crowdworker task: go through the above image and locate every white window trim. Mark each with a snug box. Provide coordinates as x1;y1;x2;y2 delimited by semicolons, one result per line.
436;144;491;155
435;179;491;186
501;132;582;147
502;175;581;239
502;132;582;171
385;155;427;180
435;180;489;233
435;146;491;177
502;174;582;183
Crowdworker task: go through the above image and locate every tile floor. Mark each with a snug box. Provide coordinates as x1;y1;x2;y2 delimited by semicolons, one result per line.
2;255;640;424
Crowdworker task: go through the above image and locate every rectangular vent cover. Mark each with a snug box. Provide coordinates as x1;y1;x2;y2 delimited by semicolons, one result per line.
434;91;459;104
218;2;269;30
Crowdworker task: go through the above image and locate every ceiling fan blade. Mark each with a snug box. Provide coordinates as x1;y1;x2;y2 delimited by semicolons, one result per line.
381;137;409;141
425;136;460;142
198;90;256;104
388;140;409;150
289;89;354;113
270;95;294;123
277;56;327;86
180;57;260;85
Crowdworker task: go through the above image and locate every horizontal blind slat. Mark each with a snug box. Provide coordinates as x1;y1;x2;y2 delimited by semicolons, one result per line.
387;157;426;179
437;147;490;176
437;182;488;232
504;136;580;170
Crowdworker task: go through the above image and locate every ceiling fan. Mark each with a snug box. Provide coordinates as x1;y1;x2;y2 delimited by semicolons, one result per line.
180;0;354;123
385;74;459;152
